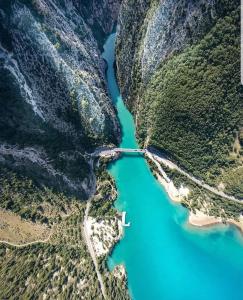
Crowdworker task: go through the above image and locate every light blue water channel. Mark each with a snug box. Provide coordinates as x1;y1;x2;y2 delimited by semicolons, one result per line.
102;33;243;300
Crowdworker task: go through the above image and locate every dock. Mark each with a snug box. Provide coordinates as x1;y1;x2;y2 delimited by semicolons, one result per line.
122;212;130;227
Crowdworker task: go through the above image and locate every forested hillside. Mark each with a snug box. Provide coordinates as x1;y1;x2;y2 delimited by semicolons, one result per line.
116;0;242;198
0;1;124;298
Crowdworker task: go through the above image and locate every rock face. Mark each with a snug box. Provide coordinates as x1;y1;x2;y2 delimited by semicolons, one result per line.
0;0;121;198
116;0;242;197
79;0;121;44
116;0;238;107
137;0;215;82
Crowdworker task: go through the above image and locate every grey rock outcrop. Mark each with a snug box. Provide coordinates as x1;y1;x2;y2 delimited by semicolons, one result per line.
116;0;238;107
0;0;121;198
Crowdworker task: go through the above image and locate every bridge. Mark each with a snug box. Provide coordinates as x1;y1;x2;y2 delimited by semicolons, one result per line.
90;147;243;203
91;147;146;157
113;148;146;153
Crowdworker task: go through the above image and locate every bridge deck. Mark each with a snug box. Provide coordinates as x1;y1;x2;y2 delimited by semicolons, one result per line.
114;148;146;153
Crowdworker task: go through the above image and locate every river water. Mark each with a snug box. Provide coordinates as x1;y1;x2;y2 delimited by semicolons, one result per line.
102;33;243;300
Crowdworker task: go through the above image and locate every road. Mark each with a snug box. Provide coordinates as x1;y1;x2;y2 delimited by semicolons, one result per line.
90;146;243;203
82;201;108;300
147;150;243;203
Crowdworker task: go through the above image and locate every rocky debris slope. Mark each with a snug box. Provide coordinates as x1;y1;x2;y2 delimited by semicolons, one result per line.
0;0;121;198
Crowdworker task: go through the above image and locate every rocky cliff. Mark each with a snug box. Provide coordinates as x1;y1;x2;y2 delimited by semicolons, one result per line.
116;0;243;198
0;0;121;198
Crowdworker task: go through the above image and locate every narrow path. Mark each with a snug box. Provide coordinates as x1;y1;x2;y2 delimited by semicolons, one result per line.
0;231;52;248
82;201;108;300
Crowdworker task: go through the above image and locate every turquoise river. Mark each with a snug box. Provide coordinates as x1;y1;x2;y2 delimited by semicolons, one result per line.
102;33;243;300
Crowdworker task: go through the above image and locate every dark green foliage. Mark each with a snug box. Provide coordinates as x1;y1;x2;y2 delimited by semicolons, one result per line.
0;230;101;299
97;255;130;300
89;158;117;217
221;167;243;199
0;160;129;299
104;271;130;300
147;158;243;220
139;8;241;188
0;168;79;224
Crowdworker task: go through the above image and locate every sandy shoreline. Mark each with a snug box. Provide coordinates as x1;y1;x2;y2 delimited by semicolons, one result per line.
154;171;243;234
189;210;243;233
105;151;243;234
155;173;182;203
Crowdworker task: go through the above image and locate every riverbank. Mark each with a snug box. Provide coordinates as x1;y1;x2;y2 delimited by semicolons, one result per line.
155;173;189;203
97;148;243;235
85;147;130;299
189;210;243;233
146;152;243;233
85;215;123;257
103;32;243;300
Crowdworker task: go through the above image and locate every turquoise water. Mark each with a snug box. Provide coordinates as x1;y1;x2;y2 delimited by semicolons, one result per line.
102;33;243;300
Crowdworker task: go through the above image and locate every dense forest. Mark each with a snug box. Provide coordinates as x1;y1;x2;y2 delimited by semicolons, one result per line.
0;163;128;299
137;7;242;198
